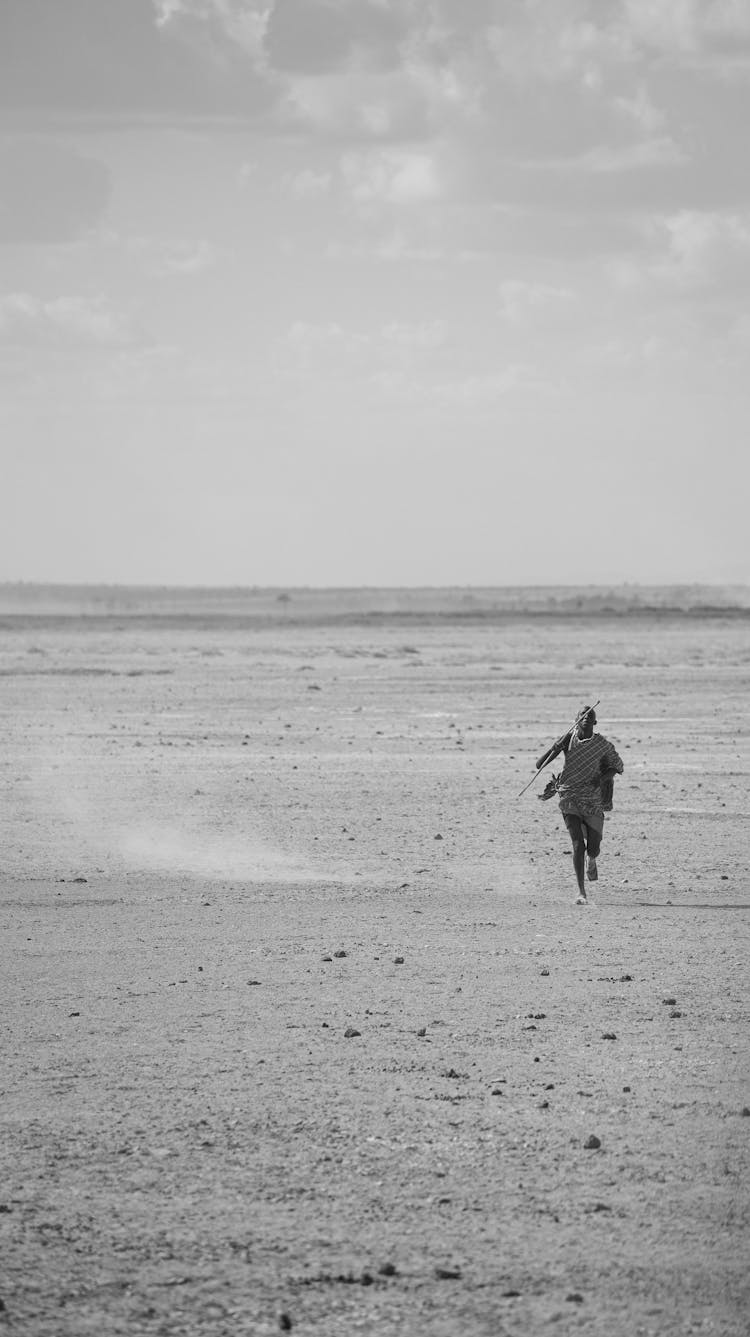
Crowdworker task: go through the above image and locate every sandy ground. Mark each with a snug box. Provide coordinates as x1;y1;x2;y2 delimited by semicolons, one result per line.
1;610;749;1335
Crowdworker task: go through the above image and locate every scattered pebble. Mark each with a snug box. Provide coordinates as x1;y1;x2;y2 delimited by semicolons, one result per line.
566;1293;584;1304
322;956;332;962
602;1032;617;1040
741;1107;750;1117
71;876;87;884
279;1314;292;1331
434;833;443;840
541;968;550;976
670;1010;682;1018
333;950;347;959
663;997;677;1006
417;1028;427;1037
394;956;405;965
344;1027;361;1038
434;1266;462;1280
379;1262;398;1277
584;1135;601;1150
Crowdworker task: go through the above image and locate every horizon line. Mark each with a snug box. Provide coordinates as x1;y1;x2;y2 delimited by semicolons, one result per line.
2;579;748;592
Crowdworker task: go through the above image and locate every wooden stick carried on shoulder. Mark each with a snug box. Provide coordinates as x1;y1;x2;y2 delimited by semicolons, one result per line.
517;700;600;799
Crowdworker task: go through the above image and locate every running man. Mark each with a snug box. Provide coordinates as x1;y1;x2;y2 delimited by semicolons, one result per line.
536;705;624;904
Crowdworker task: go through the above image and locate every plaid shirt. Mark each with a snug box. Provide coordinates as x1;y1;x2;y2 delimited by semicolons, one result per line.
557;731;623;830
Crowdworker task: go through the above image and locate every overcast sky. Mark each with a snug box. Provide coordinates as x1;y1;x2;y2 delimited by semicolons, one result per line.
1;0;749;586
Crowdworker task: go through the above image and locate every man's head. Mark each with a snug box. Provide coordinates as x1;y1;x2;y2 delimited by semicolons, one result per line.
577;705;597;738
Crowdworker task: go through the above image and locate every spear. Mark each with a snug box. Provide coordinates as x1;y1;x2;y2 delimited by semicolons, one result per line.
517;700;600;799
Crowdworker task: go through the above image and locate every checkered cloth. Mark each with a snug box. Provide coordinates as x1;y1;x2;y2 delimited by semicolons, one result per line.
557;732;623;833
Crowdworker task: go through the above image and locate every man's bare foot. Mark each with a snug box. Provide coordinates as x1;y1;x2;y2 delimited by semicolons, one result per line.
576;892;587;905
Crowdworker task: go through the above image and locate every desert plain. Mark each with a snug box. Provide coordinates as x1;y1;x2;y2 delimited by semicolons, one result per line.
1;587;749;1336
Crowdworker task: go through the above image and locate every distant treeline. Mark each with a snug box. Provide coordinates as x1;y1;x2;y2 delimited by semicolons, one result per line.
0;582;749;624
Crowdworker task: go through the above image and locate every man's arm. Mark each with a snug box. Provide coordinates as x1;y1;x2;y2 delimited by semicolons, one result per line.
600;740;624;778
536;729;572;771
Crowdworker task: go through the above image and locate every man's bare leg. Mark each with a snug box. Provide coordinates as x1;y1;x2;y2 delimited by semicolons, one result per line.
585;824;601;883
571;829;587;902
563;814;588;902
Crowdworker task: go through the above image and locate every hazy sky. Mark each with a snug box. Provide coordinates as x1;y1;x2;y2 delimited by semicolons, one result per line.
2;0;749;586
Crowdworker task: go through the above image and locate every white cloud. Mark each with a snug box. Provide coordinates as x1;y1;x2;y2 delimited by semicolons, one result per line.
399;44;483;126
498;279;573;320
608;208;750;295
154;0;185;27
341;148;442;204
571;137;687;173
154;0;274;68
268;315;549;415
613;85;665;133
325;230;443;263
280;68;431;139
275;16;481;143
0;293;138;346
620;0;698;54
621;0;750;55
359;103;391;135
432;366;536;407
380;320;447;350
222;2;275;68
659;208;750;285
274;316;449;392
277;320;370;379
486;8;630;87
280;168;333;198
124;236;221;276
371;230;444;262
160;239;221;274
